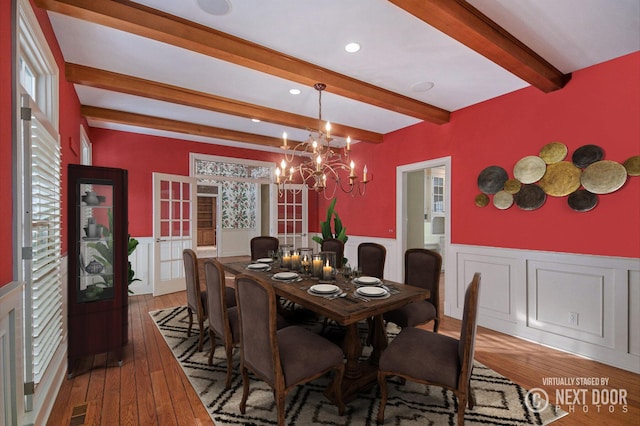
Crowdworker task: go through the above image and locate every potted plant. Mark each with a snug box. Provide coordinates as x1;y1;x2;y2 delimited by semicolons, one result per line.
312;198;348;265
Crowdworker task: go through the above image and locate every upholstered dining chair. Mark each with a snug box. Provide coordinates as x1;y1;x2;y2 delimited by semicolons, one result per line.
235;274;345;426
384;248;442;332
357;242;386;278
250;236;279;260
377;273;481;426
182;249;209;351
321;238;345;268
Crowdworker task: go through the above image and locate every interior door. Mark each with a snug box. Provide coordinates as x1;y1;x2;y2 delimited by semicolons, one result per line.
153;173;197;296
277;184;308;248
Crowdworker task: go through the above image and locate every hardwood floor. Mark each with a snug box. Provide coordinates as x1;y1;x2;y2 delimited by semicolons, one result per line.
48;290;639;425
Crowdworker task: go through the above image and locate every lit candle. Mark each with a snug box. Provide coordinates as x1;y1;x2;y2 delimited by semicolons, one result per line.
325;121;331;139
316;155;322;171
312;256;323;277
323;259;333;281
301;255;311;274
282;253;291;269
291;251;301;271
275;167;281;183
350;160;355;177
283;132;288;148
281;159;287;170
363;165;368;181
289;166;294;178
346;136;351;151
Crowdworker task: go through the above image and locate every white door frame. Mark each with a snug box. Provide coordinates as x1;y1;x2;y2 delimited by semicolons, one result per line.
152;172;197;296
396;157;451;307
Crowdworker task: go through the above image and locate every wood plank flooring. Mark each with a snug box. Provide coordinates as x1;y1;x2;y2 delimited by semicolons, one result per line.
48;290;639;426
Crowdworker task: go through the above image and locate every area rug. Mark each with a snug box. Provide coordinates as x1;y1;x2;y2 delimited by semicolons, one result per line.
150;306;567;425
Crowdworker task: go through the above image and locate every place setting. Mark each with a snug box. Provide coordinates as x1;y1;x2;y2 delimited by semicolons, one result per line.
352;285;390;301
307;283;346;299
246;262;271;272
271;271;302;282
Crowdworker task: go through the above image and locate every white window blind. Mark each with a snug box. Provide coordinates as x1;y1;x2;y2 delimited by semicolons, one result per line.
29;114;62;384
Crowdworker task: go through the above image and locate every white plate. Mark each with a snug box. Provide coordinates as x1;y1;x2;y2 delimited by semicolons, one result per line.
273;272;299;280
257;258;275;263
310;284;340;294
355;276;381;285
247;263;269;270
357;286;388;297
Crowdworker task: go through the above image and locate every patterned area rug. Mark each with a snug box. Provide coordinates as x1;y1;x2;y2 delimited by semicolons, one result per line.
150;306;567;425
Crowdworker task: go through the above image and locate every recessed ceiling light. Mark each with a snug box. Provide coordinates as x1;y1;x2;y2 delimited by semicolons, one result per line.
251;118;260;123
345;42;361;53
289;88;301;95
411;81;435;92
197;0;231;16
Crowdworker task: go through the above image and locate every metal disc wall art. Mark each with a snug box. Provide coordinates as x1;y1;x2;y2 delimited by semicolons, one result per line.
581;160;628;194
568;189;598;212
623;155;640;176
539;142;568;164
478;166;508;194
493;190;514;210
513;155;547;184
513;184;546;210
475;193;490;207
503;178;522;194
572;144;604;168
538;161;582;197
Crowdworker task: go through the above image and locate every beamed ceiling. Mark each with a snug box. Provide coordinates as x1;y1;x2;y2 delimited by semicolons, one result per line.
34;0;639;152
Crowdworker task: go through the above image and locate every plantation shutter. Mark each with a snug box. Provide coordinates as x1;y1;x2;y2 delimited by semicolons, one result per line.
24;102;63;385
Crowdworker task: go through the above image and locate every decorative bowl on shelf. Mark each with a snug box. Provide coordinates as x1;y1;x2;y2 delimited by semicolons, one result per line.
84;259;104;274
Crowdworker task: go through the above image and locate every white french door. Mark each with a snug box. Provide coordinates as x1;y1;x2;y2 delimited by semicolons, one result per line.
153;173;197;296
277;184;309;249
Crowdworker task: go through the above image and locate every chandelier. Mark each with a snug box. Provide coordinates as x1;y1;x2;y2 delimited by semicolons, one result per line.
275;83;371;198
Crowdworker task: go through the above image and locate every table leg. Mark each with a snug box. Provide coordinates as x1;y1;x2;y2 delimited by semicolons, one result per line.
343;323;363;379
369;314;388;366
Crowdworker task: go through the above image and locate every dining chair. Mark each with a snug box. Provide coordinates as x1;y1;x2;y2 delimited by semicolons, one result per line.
384;248;442;332
182;248;208;351
250;236;279;260
321;238;345;268
357;242;386;278
235;274;345;426
377;273;481;426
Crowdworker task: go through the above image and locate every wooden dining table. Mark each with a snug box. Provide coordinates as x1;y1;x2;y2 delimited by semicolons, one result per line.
215;256;430;404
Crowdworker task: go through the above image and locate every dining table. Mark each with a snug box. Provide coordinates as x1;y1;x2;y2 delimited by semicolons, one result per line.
215;256;430;405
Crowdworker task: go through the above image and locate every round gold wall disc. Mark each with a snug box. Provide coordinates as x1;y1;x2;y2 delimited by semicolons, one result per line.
581;160;628;194
623;155;640;176
503;178;522;194
539;142;568;164
475;193;489;207
493;190;514;210
514;155;547;184
538;161;582;197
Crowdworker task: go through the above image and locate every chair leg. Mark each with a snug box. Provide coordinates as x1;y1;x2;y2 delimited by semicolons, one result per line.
334;364;345;416
376;371;388;424
224;345;234;389
456;394;467;426
468;381;475;409
207;329;216;365
239;366;249;414
275;391;286;426
433;317;440;333
197;319;205;351
186;307;194;337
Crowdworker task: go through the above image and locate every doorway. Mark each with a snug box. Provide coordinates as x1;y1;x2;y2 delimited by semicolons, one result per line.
396;157;451;278
196;192;217;258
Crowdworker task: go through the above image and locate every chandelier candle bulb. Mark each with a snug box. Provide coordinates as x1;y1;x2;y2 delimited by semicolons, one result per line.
346;136;351;151
350;160;355;177
275;167;281;183
325;121;331;139
363;165;368;182
282;132;288;148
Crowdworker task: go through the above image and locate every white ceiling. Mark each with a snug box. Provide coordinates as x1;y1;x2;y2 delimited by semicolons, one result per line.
46;0;640;153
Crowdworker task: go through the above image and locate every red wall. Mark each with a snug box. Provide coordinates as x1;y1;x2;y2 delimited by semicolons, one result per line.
0;2;85;288
89;128;319;237
335;52;640;258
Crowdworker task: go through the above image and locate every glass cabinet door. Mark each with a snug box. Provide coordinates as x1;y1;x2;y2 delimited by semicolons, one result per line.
77;181;115;303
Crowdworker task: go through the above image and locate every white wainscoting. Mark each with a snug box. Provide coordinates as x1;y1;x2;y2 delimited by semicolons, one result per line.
129;236;154;295
450;244;640;373
0;280;25;426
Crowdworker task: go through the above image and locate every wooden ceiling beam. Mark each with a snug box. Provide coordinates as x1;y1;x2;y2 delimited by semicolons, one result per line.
35;0;450;124
388;0;571;92
81;106;292;148
66;63;383;144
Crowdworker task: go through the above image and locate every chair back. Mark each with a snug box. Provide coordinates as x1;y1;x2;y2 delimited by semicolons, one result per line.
404;248;442;307
250;236;279;260
235;274;280;386
321;238;345;268
183;249;204;316
357;242;386;279
458;273;481;390
203;258;229;337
